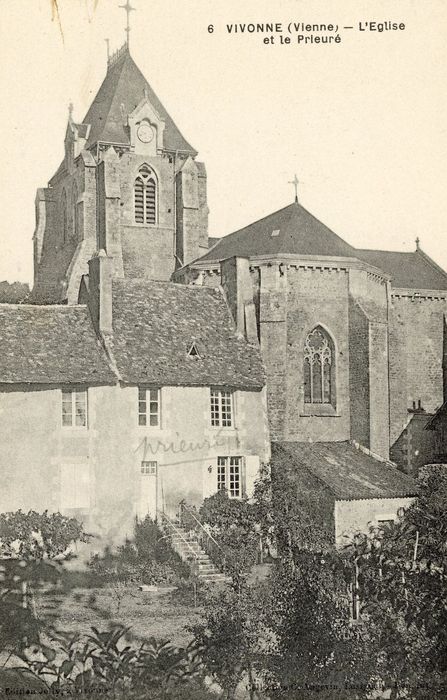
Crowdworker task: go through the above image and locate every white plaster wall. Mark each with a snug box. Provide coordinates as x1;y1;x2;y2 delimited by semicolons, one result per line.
0;383;269;551
334;496;414;546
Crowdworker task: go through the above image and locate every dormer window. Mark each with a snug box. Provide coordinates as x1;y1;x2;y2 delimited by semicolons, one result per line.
134;164;157;225
187;341;201;359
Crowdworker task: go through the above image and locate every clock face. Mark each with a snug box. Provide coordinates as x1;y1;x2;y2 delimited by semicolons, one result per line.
137;122;154;144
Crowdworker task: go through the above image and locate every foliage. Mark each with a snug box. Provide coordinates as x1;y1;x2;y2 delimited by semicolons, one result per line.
198;487;266;584
0;509;91;560
270;447;335;554
6;624;213;699
266;554;378;699
345;464;447;698
190;466;447;698
0;510;91;655
0;280;29;303
89;516;189;586
192;581;273;700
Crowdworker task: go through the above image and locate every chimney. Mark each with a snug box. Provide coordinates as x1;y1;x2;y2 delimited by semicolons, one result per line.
220;256;258;343
88;250;113;335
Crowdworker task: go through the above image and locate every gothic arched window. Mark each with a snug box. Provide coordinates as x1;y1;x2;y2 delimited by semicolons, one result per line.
303;326;335;405
134;164;157;224
61;190;68;244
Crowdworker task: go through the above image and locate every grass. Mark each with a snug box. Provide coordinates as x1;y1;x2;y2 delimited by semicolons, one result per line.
34;582;205;647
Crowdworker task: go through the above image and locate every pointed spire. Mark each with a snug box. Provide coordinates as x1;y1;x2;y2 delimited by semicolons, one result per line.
119;0;136;49
68;101;74;123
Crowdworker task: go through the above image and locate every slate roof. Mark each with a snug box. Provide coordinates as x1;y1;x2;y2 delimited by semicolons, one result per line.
357;249;447;290
274;441;418;500
110;279;265;388
82;48;196;154
0;305;115;384
197;201;357;263
195;204;447;292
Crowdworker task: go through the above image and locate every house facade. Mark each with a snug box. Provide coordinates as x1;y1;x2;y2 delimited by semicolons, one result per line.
0;255;268;548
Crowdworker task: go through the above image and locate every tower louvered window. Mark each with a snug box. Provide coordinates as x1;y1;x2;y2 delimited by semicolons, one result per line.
303;326;335;405
134;164;157;224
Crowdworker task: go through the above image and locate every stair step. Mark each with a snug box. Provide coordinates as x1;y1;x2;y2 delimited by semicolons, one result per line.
199;573;230;582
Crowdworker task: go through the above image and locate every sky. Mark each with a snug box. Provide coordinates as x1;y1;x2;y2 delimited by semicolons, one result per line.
0;0;446;284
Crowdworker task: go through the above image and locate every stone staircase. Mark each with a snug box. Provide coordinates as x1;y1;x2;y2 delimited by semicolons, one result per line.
165;523;229;584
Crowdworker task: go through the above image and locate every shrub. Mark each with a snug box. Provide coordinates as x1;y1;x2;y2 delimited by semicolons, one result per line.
0;510;91;654
89;516;190;586
9;624;213;699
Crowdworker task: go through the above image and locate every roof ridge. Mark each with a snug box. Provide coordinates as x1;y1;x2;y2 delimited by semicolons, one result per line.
0;303;87;310
112;278;217;293
357;247;415;255
416;247;447;280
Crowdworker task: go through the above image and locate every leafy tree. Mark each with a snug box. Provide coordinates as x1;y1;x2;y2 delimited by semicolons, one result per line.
348;465;447;698
192;581;273;700
0;509;90;560
0;280;30;303
0;509;91;654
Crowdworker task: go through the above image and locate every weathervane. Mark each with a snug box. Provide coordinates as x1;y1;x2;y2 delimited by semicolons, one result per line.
289;174;300;203
119;0;136;49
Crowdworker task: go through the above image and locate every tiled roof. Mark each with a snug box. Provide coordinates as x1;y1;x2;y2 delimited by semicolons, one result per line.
83;49;196;154
197;201;357;263
0;305;115;384
110;279;265;389
274;441;418;500
357;249;447;290
195;206;447;292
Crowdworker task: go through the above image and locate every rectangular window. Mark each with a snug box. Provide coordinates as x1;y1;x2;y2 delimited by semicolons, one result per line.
141;460;157;475
61;388;87;428
138;387;160;427
210;389;233;427
217;456;242;498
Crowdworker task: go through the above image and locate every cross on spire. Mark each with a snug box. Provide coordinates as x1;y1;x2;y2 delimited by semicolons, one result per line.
289;174;299;203
119;0;136;48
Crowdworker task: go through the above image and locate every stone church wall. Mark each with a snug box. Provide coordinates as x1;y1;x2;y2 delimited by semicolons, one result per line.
118;153;176;281
389;296;447;448
259;265;351;442
349;300;370;447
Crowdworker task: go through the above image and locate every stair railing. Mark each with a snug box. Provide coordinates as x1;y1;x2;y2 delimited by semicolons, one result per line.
178;502;226;575
157;509;200;565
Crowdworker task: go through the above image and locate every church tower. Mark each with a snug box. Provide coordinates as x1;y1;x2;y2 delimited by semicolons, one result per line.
32;44;208;303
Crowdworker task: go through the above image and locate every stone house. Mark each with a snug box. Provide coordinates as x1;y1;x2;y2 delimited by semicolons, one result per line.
0;253;269;548
272;442;417;548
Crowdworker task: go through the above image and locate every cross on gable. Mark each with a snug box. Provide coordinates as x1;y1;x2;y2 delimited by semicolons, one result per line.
119;0;136;48
288;174;299;203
